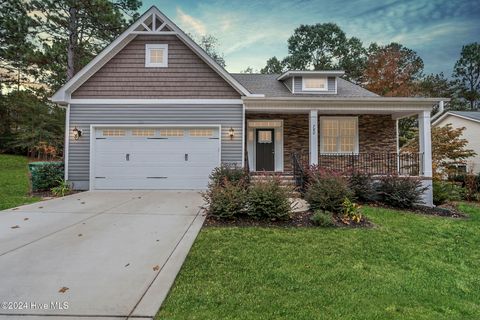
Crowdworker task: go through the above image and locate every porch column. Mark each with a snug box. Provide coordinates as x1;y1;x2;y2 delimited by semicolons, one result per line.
309;110;318;165
418;110;433;206
418;110;432;178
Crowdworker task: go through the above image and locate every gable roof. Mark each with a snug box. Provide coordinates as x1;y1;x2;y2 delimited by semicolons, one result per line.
433;111;480;126
231;73;379;98
51;6;253;104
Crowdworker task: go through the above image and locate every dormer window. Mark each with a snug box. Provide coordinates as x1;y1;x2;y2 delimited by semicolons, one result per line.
302;77;327;91
145;44;168;67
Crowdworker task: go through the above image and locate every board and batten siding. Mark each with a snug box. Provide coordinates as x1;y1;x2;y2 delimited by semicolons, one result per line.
68;104;243;189
293;76;336;93
71;35;241;99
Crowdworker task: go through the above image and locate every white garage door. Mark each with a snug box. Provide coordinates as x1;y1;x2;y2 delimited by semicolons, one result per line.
92;126;220;190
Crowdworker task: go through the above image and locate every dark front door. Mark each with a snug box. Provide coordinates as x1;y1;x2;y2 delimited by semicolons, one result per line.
255;129;275;171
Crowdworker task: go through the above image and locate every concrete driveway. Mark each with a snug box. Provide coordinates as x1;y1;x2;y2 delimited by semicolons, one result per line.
0;191;206;319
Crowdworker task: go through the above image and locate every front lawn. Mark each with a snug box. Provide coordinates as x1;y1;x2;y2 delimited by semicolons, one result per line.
157;204;480;320
0;154;40;210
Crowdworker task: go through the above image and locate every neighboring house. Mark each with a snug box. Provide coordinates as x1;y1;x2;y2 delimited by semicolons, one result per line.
432;111;480;174
52;6;444;206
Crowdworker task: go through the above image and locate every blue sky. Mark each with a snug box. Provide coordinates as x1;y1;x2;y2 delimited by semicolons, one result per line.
142;0;480;76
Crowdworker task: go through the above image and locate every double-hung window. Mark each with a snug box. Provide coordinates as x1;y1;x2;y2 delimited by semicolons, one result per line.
320;117;358;153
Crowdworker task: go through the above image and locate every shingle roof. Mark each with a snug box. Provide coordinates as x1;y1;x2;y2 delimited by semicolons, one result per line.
231;73;378;98
449;111;480;122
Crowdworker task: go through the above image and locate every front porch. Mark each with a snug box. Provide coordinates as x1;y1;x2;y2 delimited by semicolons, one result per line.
245;111;430;177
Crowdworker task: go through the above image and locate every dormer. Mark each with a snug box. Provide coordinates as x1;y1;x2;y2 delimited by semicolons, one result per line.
277;70;345;94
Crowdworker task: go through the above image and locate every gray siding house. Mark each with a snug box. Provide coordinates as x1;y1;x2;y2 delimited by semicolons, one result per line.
52;6;443;206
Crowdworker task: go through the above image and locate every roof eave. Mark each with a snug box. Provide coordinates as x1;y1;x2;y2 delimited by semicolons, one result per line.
277;70;346;81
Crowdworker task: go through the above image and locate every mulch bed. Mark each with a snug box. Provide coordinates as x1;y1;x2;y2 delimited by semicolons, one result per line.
203;210;374;228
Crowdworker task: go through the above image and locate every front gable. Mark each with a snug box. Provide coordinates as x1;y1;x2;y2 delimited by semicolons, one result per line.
52;7;251;103
72;35;241;99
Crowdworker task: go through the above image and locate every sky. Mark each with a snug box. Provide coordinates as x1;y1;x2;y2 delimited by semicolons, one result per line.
141;0;480;76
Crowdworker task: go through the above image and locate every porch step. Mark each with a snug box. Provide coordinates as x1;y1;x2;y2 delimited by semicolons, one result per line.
249;172;301;197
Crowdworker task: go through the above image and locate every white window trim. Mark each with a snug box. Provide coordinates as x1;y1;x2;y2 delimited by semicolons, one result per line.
302;77;328;92
246;119;284;172
319;116;359;154
145;44;168;67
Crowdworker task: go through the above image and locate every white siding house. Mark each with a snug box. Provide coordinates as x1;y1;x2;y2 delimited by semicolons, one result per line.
433;111;480;174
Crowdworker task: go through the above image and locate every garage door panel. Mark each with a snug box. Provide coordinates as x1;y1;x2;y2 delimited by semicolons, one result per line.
93;126;220;190
96;165;215;177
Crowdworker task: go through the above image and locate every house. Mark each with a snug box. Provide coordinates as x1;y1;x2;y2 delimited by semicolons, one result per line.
52;6;444;206
432;111;480;174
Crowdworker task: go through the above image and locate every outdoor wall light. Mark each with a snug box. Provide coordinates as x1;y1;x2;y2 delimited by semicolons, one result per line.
72;127;82;140
228;127;235;140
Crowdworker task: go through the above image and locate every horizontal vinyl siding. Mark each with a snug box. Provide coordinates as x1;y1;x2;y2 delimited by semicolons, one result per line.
71;35;240;99
68;104;243;182
294;76;336;93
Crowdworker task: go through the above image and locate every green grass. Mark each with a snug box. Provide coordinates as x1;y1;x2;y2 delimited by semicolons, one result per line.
0;154;40;210
157;204;480;320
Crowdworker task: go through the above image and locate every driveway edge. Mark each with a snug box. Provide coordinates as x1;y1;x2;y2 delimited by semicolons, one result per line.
128;210;206;318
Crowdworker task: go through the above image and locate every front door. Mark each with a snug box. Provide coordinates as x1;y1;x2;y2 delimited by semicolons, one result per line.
255;129;275;171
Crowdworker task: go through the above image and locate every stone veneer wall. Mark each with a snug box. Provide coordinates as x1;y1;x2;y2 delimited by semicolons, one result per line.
246;113;397;173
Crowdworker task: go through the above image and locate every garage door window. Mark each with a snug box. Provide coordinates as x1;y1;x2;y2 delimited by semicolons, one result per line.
132;129;155;137
103;129;125;137
160;128;184;137
190;129;214;137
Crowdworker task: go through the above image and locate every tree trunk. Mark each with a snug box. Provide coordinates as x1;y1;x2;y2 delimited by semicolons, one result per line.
67;6;78;81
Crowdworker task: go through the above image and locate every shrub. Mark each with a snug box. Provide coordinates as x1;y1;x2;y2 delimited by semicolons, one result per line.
203;179;247;219
349;172;378;203
433;180;464;205
246;176;291;220
209;164;249;187
464;174;479;201
30;162;64;191
304;168;354;213
310;210;334;227
51;179;71;197
377;176;427;208
341;197;363;224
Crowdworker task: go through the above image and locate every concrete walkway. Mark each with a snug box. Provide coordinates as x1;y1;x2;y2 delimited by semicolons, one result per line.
0;191;206;319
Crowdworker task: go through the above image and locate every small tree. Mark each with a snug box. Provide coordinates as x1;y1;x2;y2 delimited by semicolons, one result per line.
403;124;476;178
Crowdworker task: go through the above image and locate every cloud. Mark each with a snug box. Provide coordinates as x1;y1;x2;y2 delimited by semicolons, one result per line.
176;7;207;36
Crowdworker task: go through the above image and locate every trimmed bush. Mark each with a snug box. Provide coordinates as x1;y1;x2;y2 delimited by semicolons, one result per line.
304;168;354;213
246;176;291;220
30;162;64;191
310;210;334;227
377;176;427;208
209;164;249;187
432;180;464;205
349;172;378;203
203;179;247;219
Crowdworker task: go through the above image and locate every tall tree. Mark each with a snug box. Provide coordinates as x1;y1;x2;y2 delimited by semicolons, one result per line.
260;23;367;82
0;0;36;91
416;73;454;98
0;0;37;151
286;23;347;71
338;37;367;84
197;35;226;68
28;0;141;91
363;43;424;97
260;56;285;74
452;42;480;110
